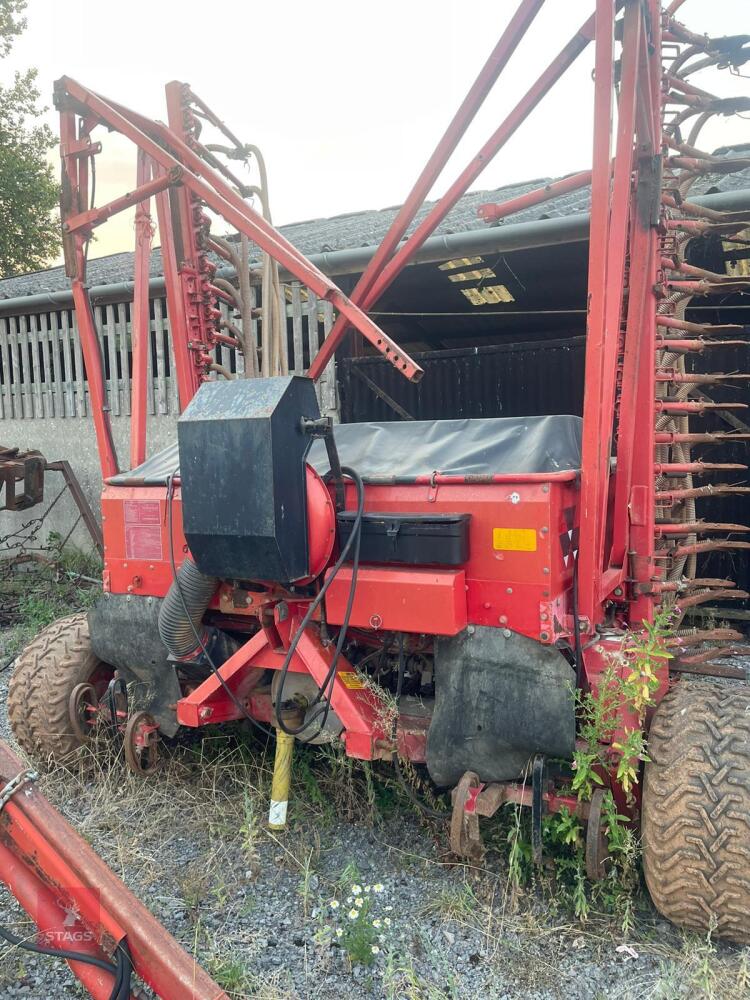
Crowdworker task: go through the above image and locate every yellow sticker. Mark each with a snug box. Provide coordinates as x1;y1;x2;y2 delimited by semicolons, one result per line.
338;671;366;690
493;527;537;552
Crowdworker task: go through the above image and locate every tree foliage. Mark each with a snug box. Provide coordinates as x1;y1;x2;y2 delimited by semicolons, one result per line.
0;0;60;277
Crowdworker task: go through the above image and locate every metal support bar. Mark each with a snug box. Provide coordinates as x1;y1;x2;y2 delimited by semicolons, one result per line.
477;169;593;222
130;150;154;469
70;278;119;478
62;169;178;235
45;460;104;555
350;366;416;421
577;0;617;623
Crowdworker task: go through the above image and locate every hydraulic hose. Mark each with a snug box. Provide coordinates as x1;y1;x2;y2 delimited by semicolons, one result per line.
163;472;273;739
158;557;218;660
275;467;364;738
0;923;129;1000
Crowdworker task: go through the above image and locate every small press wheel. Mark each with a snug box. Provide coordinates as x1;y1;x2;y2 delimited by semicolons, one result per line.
124;711;160;776
68;683;98;744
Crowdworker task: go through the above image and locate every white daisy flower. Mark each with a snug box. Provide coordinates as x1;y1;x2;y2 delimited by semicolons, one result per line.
348;908;359;921
335;928;343;938
373;883;384;893
351;884;362;895
355;897;364;908
329;899;339;909
384;917;392;927
371;945;380;955
372;918;382;928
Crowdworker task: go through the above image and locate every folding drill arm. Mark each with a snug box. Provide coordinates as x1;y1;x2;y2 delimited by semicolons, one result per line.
577;0;750;645
0;741;227;999
55;77;423;478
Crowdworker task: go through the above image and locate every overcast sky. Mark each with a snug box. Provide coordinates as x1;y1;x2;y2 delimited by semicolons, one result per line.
4;0;749;261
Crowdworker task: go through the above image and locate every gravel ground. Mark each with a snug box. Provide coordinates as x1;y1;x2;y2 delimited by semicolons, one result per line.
2;620;750;1000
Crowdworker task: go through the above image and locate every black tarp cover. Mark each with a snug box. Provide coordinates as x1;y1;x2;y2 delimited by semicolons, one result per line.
109;414;582;486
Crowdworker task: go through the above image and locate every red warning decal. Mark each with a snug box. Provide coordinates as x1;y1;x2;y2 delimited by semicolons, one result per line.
124;500;163;561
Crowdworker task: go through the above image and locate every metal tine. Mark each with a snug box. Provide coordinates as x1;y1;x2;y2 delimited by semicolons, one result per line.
672;539;750;557
655;373;750;385
656;339;750;353
654;578;739;590
668;628;744;647
656;522;750;536
676;646;750;666
654;431;750;443
656;317;745;335
656;484;750;501
656;400;748;414
655;462;747;475
675;588;750;609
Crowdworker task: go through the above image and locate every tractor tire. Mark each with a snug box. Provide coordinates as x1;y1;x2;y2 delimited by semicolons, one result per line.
642;681;750;944
8;614;113;764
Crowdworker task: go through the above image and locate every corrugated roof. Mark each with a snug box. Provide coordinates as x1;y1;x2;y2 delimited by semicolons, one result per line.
2;150;749;301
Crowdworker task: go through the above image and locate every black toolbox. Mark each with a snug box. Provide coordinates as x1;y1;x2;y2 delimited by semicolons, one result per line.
337;512;470;566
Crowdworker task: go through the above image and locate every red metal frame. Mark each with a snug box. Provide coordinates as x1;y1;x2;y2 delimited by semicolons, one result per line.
181;3;749;746
130;151;154;469
3;9;749;995
18;1;746;928
52;0;750;746
477;169;594;223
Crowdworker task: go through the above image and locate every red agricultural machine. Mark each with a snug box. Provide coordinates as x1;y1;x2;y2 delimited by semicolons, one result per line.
3;1;750;995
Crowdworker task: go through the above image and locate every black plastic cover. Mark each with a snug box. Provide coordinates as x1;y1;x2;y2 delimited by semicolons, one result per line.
109;414;582;487
309;414;582;482
88;595;182;737
338;511;470;566
177;376;320;584
426;626;575;786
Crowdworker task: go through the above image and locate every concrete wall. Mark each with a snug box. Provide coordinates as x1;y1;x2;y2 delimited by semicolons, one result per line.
0;415;178;555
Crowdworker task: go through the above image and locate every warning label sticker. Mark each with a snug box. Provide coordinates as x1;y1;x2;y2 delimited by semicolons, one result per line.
492;527;537;552
338;671;366;690
124;500;163;561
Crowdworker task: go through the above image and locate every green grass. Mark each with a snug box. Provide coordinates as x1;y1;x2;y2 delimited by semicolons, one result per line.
205;953;250;991
0;538;102;659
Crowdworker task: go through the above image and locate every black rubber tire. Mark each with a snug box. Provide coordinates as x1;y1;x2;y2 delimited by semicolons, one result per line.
642;681;750;944
8;614;111;764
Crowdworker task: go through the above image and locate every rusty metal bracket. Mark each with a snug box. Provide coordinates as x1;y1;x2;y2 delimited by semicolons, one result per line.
0;449;103;557
449;770;484;859
45;460;104;556
0;448;45;512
